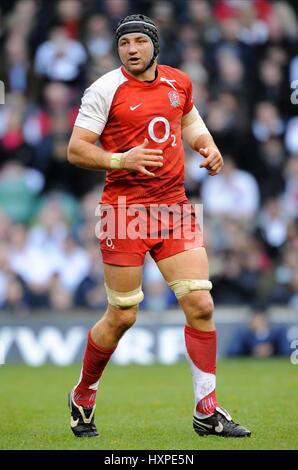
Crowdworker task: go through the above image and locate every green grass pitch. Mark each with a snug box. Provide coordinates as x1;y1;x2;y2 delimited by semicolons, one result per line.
0;358;297;450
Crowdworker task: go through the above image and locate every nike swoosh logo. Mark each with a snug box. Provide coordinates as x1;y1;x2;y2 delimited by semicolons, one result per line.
194;417;224;433
70;417;79;428
215;422;224;433
130;103;142;111
193;420;213;429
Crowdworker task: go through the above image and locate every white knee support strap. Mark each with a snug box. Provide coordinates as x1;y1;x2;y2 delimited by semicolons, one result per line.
105;283;144;308
167;279;212;299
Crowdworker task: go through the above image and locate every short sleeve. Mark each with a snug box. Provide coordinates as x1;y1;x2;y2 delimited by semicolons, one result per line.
74;86;108;135
183;75;194;116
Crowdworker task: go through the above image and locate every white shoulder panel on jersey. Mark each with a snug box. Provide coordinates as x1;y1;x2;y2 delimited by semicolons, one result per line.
75;68;128;135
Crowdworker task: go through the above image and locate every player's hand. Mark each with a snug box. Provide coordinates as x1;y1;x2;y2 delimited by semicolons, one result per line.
122;138;163;177
199;147;224;176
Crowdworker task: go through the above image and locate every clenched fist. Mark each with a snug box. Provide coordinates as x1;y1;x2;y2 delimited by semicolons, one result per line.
199;147;224;176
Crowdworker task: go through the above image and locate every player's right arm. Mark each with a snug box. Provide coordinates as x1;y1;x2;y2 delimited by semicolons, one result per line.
67;126;112;170
68;81;163;176
67;128;163;177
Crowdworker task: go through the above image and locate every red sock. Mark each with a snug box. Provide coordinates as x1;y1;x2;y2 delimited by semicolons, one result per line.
184;325;218;418
73;330;116;408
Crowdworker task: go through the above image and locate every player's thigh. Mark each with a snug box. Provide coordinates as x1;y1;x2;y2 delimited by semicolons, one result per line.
156;247;209;282
103;263;143;291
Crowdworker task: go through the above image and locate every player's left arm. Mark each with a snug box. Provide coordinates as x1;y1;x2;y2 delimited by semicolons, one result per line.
182;106;224;176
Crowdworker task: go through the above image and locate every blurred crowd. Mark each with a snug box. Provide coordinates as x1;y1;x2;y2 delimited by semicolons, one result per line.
0;0;298;313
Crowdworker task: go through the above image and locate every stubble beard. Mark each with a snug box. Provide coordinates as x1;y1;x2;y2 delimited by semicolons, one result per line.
126;59;150;76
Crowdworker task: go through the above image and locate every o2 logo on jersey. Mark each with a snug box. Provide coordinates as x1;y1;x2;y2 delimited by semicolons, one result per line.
148;117;176;147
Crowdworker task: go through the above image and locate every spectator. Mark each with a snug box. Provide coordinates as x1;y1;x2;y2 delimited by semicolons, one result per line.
201;156;260;221
272;242;298;305
252;102;284;143
253;138;285;200
3;271;28;314
211;238;271;305
186;0;220;45
28;196;69;252
0;161;44;223
227;304;291;357
288;269;298;308
0;241;27;313
74;241;106;310
9;223;61;309
3;34;33;94
100;0;131;29
55;234;91;294
34;25;87;83
5;0;38;39
55;0;83;40
285;117;298;154
0;92;28;160
258;198;289;253
282;156;298;219
84;15;113;59
48;273;73;312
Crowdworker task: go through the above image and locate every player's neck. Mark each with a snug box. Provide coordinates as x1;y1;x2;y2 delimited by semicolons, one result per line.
125;63;157;82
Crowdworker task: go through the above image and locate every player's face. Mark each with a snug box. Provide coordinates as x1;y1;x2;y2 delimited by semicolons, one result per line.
118;34;153;75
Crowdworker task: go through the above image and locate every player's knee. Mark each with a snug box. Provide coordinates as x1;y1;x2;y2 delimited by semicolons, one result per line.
118;315;137;333
183;292;214;322
106;304;138;332
105;283;144;309
118;306;138;330
194;293;214;321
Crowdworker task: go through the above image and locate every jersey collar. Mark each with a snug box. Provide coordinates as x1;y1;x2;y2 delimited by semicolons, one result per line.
121;65;159;87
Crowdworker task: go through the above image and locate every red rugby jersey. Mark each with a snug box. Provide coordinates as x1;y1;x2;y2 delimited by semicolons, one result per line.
75;64;194;206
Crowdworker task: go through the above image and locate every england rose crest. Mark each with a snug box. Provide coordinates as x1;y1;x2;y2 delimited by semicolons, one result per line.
168;90;180;107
